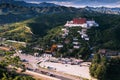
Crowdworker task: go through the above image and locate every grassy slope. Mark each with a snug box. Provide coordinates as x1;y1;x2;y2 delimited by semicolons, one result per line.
0;19;35;42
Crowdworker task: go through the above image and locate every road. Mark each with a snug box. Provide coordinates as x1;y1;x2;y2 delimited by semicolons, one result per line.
36;66;82;80
26;65;80;80
8;65;60;80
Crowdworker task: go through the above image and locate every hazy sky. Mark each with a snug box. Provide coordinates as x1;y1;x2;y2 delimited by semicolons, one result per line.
20;0;120;7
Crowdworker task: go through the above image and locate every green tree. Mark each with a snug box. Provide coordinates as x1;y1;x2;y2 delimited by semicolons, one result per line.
92;54;101;64
90;54;107;80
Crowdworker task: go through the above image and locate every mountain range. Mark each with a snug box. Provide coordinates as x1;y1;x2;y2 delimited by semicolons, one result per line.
0;0;59;7
85;6;120;15
0;0;120;14
0;0;86;24
0;0;120;25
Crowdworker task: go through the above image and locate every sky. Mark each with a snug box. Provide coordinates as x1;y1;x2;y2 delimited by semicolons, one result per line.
20;0;120;8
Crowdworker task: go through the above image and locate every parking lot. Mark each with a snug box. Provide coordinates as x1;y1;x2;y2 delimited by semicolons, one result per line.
17;53;91;79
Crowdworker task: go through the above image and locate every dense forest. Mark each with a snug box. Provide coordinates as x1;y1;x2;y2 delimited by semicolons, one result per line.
27;13;120;58
90;54;120;80
21;13;120;52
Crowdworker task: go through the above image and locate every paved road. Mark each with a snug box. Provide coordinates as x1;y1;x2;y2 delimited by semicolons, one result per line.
34;66;82;80
27;67;74;80
25;70;61;80
54;75;72;80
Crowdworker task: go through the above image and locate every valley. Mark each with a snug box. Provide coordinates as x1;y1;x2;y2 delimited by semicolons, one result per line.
0;0;120;80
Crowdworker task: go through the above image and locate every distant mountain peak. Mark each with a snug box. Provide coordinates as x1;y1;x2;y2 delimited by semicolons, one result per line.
85;6;120;15
38;2;60;7
0;0;14;3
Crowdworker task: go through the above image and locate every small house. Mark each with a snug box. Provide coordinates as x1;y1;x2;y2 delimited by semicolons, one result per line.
42;53;52;58
73;42;79;45
73;46;80;49
57;45;63;48
98;49;119;57
73;38;78;41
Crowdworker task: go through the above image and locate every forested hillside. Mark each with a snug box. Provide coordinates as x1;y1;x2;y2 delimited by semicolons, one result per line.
87;14;120;51
90;54;120;80
22;13;120;59
1;12;120;52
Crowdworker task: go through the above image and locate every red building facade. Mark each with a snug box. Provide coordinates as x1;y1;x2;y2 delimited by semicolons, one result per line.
73;18;86;24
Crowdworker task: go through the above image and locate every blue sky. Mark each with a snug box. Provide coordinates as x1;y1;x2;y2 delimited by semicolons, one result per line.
21;0;120;7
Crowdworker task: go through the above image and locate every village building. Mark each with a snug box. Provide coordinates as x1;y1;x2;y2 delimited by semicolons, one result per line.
73;45;80;49
86;20;99;27
81;29;87;33
61;28;69;38
57;44;63;48
84;37;89;41
73;38;78;41
81;34;88;38
42;53;52;58
81;34;89;40
77;31;81;33
51;39;56;42
34;52;39;57
33;47;43;51
18;50;22;53
61;28;69;33
98;49;120;57
6;40;26;47
73;42;79;45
